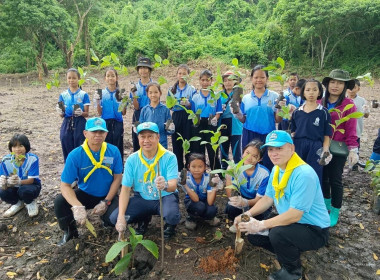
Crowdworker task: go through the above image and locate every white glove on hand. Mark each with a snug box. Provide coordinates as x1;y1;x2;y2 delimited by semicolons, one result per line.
228;196;248;209
277;100;286;108
115;216;127;233
210;117;218;127
222;104;227;111
230;103;243;119
0;175;8;190
239;217;267;235
71;206;87;225
180;99;190;107
348;150;359;167
155;176;168;191
93;92;101;101
362;104;370;114
91;200;108;216
7;175;21;187
74;108;83;117
168;122;175;131
56;104;64;115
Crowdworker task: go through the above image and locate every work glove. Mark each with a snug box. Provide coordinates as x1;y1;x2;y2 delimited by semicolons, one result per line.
317;148;333;166
180;98;190;107
229;103;243;119
210;116;218;127
238;217;267;235
0;175;8;190
130;84;138;97
74;107;83;117
56;104;65;115
7;175;21;187
277;100;286;108
91;200;108;216
362;104;370;115
71;206;87;225
233;211;252;226
209;174;223;190
93;92;101;101
115;215;127;233
155;176;168;191
228;196;249;209
348;149;359;167
168;122;175;131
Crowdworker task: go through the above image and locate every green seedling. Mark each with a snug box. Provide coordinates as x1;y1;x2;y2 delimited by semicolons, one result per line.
263;57;287;90
182;70;196;84
200;124;228;169
356;73;374;87
106;227;158;276
91;49;128;76
329;104;363;138
153;54;170;85
10;153;25;172
46;71;60;90
176;133;201;186
364;161;380;214
77;67;100;87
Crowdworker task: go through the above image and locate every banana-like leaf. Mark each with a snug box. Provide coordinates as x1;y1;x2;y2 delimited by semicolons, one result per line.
85;219;97;238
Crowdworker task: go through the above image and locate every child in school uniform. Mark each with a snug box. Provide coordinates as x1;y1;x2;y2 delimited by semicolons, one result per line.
178;153;221;230
219;71;243;169
0;134;41;217
131;57;154;152
321;69;359;226
283;73;299;97
169;64;197;170
346;79;370;169
291;79;332;184
56;68;90;162
190;70;222;170
139;82;174;148
93;68;127;159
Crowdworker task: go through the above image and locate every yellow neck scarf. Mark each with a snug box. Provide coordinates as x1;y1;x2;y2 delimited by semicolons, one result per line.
138;143;167;182
272;152;306;203
82;139;113;182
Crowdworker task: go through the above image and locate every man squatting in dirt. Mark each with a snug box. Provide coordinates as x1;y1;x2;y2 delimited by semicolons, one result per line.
235;130;330;280
110;122;181;239
54;117;123;246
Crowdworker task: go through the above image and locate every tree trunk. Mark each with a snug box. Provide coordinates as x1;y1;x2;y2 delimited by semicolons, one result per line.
84;17;91;66
36;38;46;80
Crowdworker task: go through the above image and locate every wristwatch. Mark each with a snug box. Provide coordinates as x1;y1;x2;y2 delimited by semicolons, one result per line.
102;199;111;206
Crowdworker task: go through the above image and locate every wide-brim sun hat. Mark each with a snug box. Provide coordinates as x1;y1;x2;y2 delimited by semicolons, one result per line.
136;57;153;70
85;117;108;132
322;69;355;90
261;130;293;149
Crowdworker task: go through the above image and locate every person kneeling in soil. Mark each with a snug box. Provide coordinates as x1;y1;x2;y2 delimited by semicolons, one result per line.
111;122;180;239
0;134;41;217
234;130;330;280
54;117;123;246
178;153;222;230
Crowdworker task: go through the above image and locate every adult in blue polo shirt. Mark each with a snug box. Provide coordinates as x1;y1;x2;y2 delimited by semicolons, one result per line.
54;117;123;246
112;122;180;239
234;131;330;280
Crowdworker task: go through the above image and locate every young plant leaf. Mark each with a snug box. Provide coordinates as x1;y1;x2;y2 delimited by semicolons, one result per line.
139;240;159;259
113;252;133;275
105;241;130;262
85;219;97;238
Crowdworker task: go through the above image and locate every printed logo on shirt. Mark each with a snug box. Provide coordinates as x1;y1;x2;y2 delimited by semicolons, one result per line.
268;100;272;106
77;98;82;103
102;156;114;168
313;117;320;126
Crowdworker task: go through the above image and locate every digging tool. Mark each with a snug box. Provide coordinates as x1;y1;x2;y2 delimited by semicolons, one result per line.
118;231;128;258
157;162;165;269
235;214;250;255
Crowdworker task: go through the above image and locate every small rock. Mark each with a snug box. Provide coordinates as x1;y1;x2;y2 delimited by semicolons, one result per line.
12;226;18;233
16;268;24;275
0;223;7;232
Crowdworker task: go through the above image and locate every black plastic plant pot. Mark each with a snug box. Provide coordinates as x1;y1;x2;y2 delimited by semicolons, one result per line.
97;89;102;100
231;86;243;114
372;100;379;109
179;168;187;185
275;92;285;109
58;101;65;112
73;104;80;111
116;88;125;102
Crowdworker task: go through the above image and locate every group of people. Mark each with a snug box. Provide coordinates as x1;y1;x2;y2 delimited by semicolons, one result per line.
0;56;374;279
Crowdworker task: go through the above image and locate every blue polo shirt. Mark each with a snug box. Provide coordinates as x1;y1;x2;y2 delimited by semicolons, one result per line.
139;103;173;148
283;87;293;97
61;143;123;197
191;90;223;118
220;91;243;136
291;104;332;143
0;153;40;183
265;163;330;228
285;92;304;108
232;163;269;199
184;172;212;201
170;84;197;111
241;89;278;134
130;79;151;110
100;88;123;122
122;150;178;200
59;89;90;117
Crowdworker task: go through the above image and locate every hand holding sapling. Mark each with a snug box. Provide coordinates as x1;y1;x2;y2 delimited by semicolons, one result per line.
239;218;267;235
74;107;83;117
228;196;248;209
348;150;359;167
115;216;127;233
71;206;87;225
56;103;65;115
155;176;167;191
210;116;218;127
7;175;21;186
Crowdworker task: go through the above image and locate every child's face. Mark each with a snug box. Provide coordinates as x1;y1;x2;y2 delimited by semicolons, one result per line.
11;143;26;156
138;66;151;79
223;76;235;92
147;85;161;103
105;70;118;87
293;86;301;96
303;82;320;102
288;75;298;88
67;71;79;89
177;68;188;83
189;159;206;180
242;146;261;166
347;84;360;97
251;70;268;90
200;75;212;89
328;79;345;97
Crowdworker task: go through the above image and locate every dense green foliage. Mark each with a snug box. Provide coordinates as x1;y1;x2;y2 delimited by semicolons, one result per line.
1;0;379;75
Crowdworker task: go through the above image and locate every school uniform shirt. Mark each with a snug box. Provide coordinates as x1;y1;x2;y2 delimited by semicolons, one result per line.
291;104;332;143
61;143;123;197
285;92;304;108
283;87;294;97
139;103;173;148
191;90;223;118
130;79;151;110
232;163;269;199
122;150;178;200
184;173;213;201
241;89;279;134
170;84;197;111
100;88;123;122
265;164;330;229
0;153;40;183
351;95;367;138
220;91;243;136
59;88;90;117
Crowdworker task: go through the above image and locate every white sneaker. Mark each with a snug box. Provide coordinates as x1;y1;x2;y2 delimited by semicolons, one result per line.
25;200;39;217
207;217;220;226
3;201;24;217
229;224;237;233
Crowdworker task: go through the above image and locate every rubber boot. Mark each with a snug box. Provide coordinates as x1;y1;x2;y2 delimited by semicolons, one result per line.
269;259;302;280
329;207;340;227
135;216;151;235
324;198;332;212
163;224;176;239
58;220;79;246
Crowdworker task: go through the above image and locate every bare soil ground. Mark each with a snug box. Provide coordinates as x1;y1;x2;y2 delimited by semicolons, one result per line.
0;65;379;280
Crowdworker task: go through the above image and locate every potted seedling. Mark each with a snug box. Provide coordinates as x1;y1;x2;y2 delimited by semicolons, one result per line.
200;124;228;171
153;54;170;86
229;58;246;114
364;161;380;214
263;57;288;109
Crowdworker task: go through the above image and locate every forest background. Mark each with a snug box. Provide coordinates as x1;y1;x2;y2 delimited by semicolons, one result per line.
1;0;380;78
